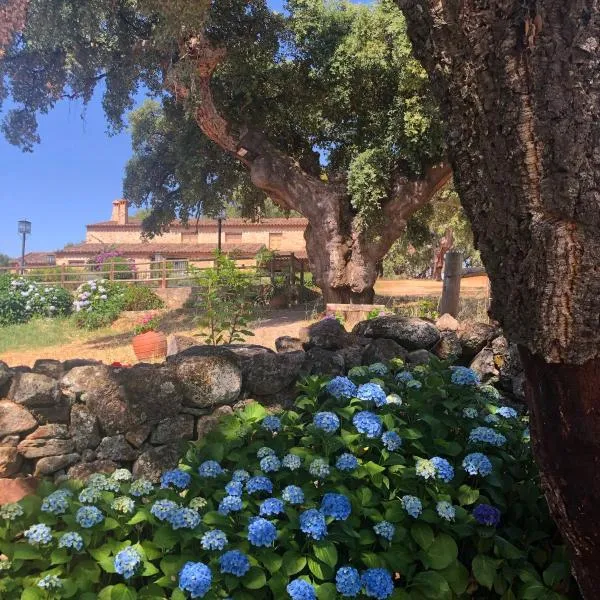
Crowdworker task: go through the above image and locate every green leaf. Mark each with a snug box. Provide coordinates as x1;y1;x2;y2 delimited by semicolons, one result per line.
103;517;120;531
495;536;524;560
411;522;434;550
20;588;45;600
410;571;451;599
242;566;267;589
160;555;187;577
153;527;178;550
127;510;149;525
50;548;70;565
425;534;458;570
313;542;338;569
520;581;548;600
363;461;386;475
472;555;498;590
258;550;283;574
13;545;43;560
440;561;469;595
110;584;138;600
308;556;332;580
283;551;306;576
317;582;337;599
457;484;480;506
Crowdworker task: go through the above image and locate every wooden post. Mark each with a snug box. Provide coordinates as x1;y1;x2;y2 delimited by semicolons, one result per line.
60;264;66;287
438;250;462;317
109;262;115;281
299;260;305;303
161;260;167;289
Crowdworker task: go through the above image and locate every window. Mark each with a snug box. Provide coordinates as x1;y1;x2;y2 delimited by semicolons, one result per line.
46;254;56;265
225;232;242;244
168;259;188;281
269;232;283;250
181;231;197;243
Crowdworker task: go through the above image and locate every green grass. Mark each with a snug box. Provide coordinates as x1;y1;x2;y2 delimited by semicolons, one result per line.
0;317;110;353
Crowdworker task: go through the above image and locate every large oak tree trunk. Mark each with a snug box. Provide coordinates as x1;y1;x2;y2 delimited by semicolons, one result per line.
398;1;600;595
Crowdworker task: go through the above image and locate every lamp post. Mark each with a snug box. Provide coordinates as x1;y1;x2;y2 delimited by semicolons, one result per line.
216;210;226;253
18;219;31;275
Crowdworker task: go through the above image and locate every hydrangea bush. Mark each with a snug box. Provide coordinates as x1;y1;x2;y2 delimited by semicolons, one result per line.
72;279;126;329
0;360;576;599
0;276;72;326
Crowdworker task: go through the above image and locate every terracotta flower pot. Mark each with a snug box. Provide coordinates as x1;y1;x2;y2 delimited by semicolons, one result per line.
132;330;167;361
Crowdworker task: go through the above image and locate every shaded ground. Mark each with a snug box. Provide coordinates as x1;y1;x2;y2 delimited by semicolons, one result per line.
0;277;489;367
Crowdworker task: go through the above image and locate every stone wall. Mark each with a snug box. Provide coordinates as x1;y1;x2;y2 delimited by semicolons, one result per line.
0;315;524;484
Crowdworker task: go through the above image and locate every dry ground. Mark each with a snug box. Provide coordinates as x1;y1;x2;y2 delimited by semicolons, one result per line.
0;277;489;367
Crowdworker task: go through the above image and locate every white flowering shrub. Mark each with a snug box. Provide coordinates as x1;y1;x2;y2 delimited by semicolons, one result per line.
0;361;576;599
72;279;126;329
0;276;72;326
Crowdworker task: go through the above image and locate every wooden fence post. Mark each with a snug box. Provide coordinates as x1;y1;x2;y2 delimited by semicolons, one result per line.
299;260;305;303
438;250;462;317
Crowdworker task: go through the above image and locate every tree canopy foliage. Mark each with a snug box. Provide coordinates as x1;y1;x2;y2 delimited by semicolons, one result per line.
2;0;443;229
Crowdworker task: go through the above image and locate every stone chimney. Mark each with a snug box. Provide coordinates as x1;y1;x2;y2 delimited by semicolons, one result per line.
111;199;129;225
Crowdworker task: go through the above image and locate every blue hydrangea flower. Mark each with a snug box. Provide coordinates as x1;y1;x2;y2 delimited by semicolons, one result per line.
523;428;531;443
362;568;394;599
299;509;327;540
469;427;507;447
201;529;228;551
231;469;250;482
260;455;282;473
0;503;24;520
431;457;454;482
373;521;395;541
484;414;500;424
406;379;422;390
321;493;351;521
262;415;282;432
415;458;437;480
225;480;244;496
473;504;501;527
260;497;285;517
463;407;478;419
336;566;361;597
326;376;358;400
353;411;383;438
151;499;178;521
160;469;191;490
282;454;302;470
129;478;154;497
218;495;243;516
179;562;212;598
75;506;104;528
111;496;136;514
58;532;84;551
198;460;224;478
309;458;330;479
462;453;493;477
88;473;120;492
381;431;402;451
395;370;414;383
282;485;304;505
368;363;389;376
24;523;52;545
497;406;518;419
401;495;422;518
219;550;250;577
168;507;201;530
313;411;340;433
114;546;141;579
336;453;359;471
436;501;456;522
246;476;273;495
37;575;62;590
357;383;387;407
78;487;102;504
451;366;480;386
41;491;70;515
287;578;316;600
257;446;276;459
248;517;277;547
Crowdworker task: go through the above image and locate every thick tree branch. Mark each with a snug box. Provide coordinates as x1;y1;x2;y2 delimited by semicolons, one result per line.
371;161;452;259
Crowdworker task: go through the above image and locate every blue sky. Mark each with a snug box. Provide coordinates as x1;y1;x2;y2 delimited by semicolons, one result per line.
0;0;341;258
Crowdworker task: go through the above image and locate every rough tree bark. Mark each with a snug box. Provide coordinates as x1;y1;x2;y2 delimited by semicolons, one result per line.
398;1;600;595
173;34;451;303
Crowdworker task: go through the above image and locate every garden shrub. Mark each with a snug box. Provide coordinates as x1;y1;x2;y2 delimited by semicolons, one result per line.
0;276;72;326
122;286;165;311
0;360;576;599
72;279;126;330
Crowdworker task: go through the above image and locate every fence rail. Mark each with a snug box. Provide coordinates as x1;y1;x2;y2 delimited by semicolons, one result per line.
0;254;307;292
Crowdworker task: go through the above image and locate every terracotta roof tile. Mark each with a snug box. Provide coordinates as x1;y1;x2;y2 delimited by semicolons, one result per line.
55;243;265;258
87;217;308;230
